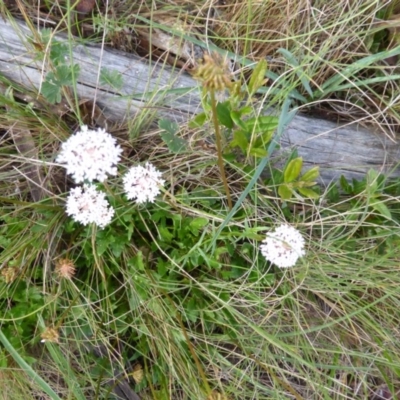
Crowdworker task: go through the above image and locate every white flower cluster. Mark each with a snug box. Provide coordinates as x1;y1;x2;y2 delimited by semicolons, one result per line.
123;162;165;204
56;125;122;183
57;126;165;229
66;185;115;229
260;224;305;268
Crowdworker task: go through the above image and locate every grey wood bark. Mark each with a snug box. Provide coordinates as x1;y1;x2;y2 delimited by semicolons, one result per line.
0;17;399;184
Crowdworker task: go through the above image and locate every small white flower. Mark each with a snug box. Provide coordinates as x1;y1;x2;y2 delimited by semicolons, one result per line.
123;162;165;203
56;125;122;183
260;224;305;268
66;185;114;228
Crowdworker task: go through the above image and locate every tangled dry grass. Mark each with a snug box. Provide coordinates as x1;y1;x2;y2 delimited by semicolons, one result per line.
1;1;400;400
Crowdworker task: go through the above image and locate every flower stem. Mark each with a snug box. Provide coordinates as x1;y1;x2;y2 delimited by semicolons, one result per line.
209;89;233;210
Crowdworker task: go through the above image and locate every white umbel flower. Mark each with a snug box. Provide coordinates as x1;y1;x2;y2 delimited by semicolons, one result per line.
56;125;122;183
123;162;165;203
66;185;114;228
260;224;305;268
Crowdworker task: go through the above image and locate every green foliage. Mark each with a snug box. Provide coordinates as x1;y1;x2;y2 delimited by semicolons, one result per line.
365;5;400;53
42;64;80;104
0;329;62;400
277;156;320;200
190;60;281;160
3;13;400;399
100;68;124;90
277;48;313;98
315;46;400;98
338;170;394;222
39;29;69;66
159;118;188;153
189;112;207;128
0;279;46;353
35;28;80;104
247;59;268;96
230;114;279;157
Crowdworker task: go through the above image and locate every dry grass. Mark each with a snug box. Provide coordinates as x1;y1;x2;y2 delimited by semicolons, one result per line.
8;0;399;133
1;1;400;399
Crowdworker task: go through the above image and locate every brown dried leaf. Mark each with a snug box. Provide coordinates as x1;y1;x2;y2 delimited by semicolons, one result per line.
131;364;144;384
76;0;96;14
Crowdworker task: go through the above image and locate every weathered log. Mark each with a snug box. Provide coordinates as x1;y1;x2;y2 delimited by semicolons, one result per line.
0;17;399;184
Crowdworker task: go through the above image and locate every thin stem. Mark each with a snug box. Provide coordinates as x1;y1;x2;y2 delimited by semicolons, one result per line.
146;271;212;397
209;89;233;210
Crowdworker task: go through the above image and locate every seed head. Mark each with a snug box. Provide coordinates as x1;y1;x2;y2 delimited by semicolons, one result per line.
55;258;76;280
1;267;19;284
193;53;232;91
41;327;60;344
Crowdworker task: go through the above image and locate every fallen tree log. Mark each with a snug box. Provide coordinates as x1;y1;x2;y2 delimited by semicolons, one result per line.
0;17;399;184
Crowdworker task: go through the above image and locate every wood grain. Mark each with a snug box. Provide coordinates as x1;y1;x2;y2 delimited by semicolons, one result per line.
0;18;399;184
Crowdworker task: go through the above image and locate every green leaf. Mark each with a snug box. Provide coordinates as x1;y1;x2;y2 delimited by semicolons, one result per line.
157;259;168;277
100;68;124;90
129;253;145;272
159;118;179;134
301;166;320;182
243;116;279;134
159;119;187;153
0;350;7;368
50;42;69;66
216;101;234;128
340;175;352;193
39;28;52;44
327;182;339;203
27;286;43;301
41;64;80;104
55;64;80;86
41;80;61;104
158;226;174;243
207;96;296;253
284;157;303;183
278;184;293;200
298;187;320;199
366;169;379;194
248;59;268;95
230;110;247;130
38;30;69;65
238;105;253;116
135;251;146;272
249;147;268;157
189;112;207;128
370;200;392;220
160;132;187;154
111;237;129;258
184;297;200;323
254;129;274;147
277;48;313;98
298;180;318;188
230;130;249;152
96;233;115;256
189;217;208;231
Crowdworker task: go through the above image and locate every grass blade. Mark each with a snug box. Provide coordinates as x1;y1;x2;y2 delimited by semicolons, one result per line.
320;46;400;95
0;330;62;400
208;97;296;252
